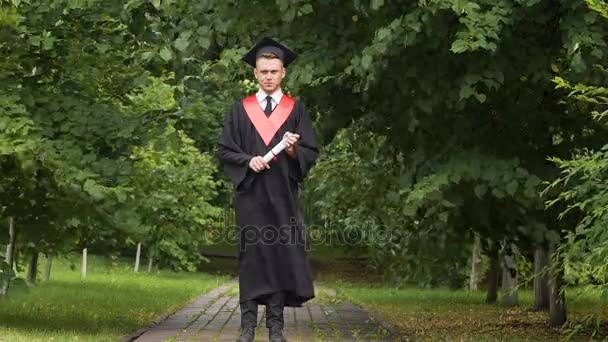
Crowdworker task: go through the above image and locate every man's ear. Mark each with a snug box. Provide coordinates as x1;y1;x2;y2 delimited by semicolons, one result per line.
282;67;286;78
253;68;258;79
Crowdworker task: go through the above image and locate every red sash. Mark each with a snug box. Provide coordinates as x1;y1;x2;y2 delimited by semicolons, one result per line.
242;94;295;146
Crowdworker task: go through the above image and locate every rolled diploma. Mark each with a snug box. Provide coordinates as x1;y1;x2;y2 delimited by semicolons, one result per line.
262;136;297;163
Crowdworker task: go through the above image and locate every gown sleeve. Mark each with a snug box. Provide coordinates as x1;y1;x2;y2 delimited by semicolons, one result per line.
218;103;253;189
289;102;319;183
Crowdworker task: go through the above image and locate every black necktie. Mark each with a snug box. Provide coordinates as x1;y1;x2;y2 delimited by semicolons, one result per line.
264;95;273;116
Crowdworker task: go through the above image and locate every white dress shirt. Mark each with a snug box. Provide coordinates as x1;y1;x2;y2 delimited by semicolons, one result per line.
256;88;283;113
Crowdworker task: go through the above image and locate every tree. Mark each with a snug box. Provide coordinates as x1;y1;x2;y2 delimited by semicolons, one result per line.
128;82;222;270
0;0;228;290
544;1;608;329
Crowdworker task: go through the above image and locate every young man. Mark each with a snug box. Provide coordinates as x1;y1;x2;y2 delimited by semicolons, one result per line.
218;37;319;342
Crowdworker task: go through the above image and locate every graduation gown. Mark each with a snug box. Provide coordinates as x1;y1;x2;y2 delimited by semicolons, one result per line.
218;94;319;307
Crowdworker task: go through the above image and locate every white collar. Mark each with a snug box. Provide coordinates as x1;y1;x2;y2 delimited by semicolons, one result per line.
256;88;283;104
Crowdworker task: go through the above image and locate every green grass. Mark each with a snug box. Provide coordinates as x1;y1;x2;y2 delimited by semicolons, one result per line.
0;255;229;342
326;278;605;341
309;259;605;341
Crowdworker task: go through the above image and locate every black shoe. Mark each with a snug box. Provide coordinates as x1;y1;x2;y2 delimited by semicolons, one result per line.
269;326;286;342
236;327;255;342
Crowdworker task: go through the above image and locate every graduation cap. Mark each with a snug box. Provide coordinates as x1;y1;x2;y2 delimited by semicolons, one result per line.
242;37;297;68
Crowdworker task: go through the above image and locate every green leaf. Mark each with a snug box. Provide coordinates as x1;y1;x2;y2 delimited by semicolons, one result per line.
377;27;391;40
197;37;211;49
83;179;105;201
283;7;296;22
116;190;127;203
300;4;313;15
403;205;416;217
28;35;41;47
506;180;518;196
159;47;173;62
492;188;505;199
451;39;468;54
515;167;528;178
474;184;487;198
459;84;474;100
42;36;55;50
67;0;87;9
451;0;469;13
361;54;373;69
174;37;189;52
474;92;487;103
67;218;81;227
141;51;156;61
96;43;110;53
371;0;384;10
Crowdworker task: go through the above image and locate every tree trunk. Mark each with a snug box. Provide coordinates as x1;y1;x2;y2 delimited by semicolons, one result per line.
43;254;53;282
26;251;39;285
0;217;16;296
470;233;482;290
13;242;20;271
147;252;154;273
82;248;87;280
486;248;500;303
134;242;142;273
501;243;519;307
533;246;550;311
549;244;567;327
5;217;16;267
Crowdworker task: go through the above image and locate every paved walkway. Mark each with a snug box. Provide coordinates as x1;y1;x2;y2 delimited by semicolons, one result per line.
126;281;397;342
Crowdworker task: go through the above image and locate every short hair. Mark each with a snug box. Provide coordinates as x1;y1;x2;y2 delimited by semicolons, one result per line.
258;52;281;60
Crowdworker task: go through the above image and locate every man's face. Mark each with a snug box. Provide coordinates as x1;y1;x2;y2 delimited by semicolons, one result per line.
254;58;285;94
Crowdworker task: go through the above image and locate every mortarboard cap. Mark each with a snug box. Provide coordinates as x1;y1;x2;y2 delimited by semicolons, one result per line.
242;37;297;68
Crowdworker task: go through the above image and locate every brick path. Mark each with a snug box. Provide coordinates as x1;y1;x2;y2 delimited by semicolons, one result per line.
127;281;397;342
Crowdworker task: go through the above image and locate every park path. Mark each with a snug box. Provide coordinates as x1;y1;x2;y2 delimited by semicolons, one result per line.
124;280;398;342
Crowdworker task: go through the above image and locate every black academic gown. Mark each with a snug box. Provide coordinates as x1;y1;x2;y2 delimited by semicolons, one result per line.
218;95;318;307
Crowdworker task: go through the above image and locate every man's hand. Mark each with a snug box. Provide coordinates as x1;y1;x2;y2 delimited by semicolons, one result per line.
249;156;270;173
283;132;300;159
